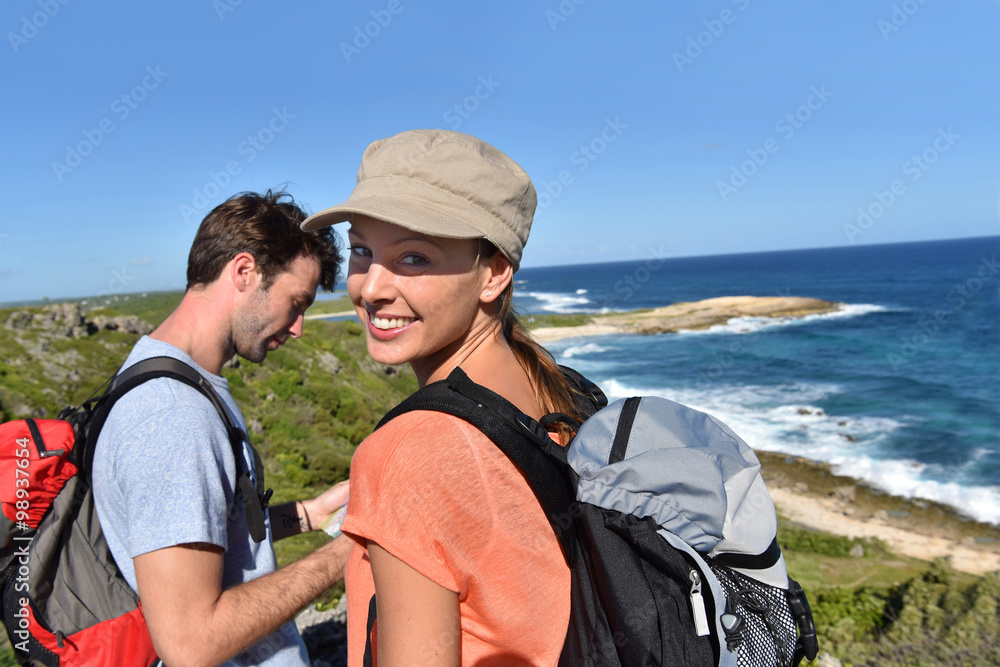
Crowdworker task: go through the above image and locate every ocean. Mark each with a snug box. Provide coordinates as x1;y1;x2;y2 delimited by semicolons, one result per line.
513;236;1000;525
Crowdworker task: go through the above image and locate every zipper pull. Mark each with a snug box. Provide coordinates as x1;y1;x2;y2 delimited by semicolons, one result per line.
689;569;711;637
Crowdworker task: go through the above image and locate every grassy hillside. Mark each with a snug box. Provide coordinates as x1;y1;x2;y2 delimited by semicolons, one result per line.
0;292;416;617
1;292;998;665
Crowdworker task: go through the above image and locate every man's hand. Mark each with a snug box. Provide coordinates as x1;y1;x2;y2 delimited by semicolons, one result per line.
303;479;350;529
270;479;350;541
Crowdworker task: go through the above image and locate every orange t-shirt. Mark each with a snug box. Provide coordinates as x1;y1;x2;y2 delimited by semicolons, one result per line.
342;410;570;666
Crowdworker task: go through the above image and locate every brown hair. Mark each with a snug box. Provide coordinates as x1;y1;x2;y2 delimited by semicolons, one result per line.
186;190;341;291
479;241;583;425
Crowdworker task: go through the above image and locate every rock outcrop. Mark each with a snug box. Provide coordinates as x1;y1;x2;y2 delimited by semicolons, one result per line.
531;296;842;343
4;304;152;337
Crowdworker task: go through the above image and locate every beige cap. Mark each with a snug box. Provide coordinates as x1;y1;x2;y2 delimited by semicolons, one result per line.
301;129;536;271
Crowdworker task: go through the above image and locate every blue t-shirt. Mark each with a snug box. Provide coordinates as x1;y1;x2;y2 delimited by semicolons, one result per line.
92;336;309;666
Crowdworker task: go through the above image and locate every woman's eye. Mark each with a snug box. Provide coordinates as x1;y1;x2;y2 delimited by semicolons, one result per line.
349;245;371;258
400;254;428;266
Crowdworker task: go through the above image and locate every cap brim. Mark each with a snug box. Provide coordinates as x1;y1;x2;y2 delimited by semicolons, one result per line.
302;195;485;240
301;207;351;232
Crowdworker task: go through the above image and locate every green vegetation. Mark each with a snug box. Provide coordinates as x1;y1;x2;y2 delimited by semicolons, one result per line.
2;293;998;665
806;560;1000;666
775;523;1000;665
306;295;355;316
83;290;184;325
522;312;593;328
520;308;657;329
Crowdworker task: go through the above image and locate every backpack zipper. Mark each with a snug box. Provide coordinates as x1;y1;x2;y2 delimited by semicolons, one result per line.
689;569;711;637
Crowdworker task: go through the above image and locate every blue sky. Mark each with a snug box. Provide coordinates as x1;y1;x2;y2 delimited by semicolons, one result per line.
2;1;998;303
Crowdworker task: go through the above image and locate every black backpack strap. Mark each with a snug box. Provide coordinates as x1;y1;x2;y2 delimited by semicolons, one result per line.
712;537;783;571
376;367;578;560
557;364;608;419
84;355;272;543
787;577;819;666
362;593;377;667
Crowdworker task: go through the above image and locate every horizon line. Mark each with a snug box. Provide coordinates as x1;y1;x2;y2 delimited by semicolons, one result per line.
3;233;997;308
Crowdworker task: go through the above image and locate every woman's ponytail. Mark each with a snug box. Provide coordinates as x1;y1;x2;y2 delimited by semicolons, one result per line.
496;284;583;424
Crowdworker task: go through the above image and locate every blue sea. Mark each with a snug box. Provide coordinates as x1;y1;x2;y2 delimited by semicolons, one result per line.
513;236;1000;525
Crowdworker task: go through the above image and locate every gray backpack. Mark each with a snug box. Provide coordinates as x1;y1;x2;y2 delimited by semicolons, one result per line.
1;356;270;665
374;366;819;666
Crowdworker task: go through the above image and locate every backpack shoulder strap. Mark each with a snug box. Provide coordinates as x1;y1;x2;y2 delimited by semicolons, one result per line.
110;356;245;436
558;364;608;419
376;367;578;559
84;355;271;543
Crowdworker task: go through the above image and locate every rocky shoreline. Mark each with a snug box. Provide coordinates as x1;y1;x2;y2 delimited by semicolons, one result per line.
530;295;841;342
758;451;1000;575
296;596;348;667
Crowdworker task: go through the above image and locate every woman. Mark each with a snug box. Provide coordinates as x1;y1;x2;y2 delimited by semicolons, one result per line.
302;130;584;665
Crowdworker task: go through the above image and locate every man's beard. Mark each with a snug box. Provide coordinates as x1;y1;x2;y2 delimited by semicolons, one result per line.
232;288;272;363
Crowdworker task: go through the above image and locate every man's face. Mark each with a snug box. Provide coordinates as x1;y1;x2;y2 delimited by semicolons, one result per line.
232;254;322;363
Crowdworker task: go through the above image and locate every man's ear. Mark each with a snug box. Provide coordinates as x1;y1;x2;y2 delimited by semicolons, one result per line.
481;253;513;303
230;252;259;293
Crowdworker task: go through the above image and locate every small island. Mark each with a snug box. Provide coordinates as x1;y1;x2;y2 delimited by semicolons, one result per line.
530;295;841;342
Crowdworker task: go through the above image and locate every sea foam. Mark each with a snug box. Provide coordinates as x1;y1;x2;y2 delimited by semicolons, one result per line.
561;342;612;358
678;303;890;336
522;290;592;313
572;375;1000;525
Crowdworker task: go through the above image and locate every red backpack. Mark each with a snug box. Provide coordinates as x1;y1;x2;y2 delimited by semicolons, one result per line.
1;356;270;666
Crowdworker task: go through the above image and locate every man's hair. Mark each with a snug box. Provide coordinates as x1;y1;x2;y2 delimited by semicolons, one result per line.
186;190;341;291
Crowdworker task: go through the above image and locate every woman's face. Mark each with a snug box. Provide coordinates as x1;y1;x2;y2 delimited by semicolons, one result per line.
346;215;500;382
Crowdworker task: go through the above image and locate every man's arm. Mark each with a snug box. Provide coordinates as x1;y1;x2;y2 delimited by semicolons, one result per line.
134;534;352;667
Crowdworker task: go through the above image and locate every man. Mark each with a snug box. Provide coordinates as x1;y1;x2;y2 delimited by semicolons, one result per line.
93;190;352;667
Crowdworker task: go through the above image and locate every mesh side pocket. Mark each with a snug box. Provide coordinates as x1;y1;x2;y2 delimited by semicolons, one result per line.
711;565;798;667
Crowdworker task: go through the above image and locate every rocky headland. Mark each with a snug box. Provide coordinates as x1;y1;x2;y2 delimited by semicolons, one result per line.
530;295;841;342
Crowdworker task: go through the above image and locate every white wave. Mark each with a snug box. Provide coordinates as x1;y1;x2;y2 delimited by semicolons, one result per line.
682;315;799;335
830;456;1000;525
630;382;905;467
575;288;588;295
677;303;891;336
561;342;612;358
596;380;900;468
802;303;892;321
971;446;995;460
596;378;642;402
521;290;592;313
580;376;1000;523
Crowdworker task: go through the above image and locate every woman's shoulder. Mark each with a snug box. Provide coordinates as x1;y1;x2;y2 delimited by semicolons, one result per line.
376;408;487;441
355;409;492;470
